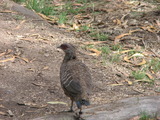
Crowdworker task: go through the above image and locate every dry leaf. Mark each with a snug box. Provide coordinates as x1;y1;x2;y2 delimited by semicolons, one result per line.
129;116;140;120
83;41;108;45
0;56;15;63
7;110;14;117
43;66;49;70
113;19;121;25
27;68;35;72
18;102;47;108
47;101;67;105
72;23;79;30
111;83;123;86
132;53;144;57
58;24;68;29
6;49;12;54
88;48;101;56
135;79;152;83
73;3;83;6
141;26;157;33
0;111;6;115
119;49;134;54
14;20;26;30
38;13;50;20
115;33;131;40
125;79;132;85
156;20;160;27
32;82;47;87
0;10;17;13
0;52;5;57
0;105;5;108
146;73;153;79
124;56;131;63
114;29;141;44
38;13;56;24
16;56;29;63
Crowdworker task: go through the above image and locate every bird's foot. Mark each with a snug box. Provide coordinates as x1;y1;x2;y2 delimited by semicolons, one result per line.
74;111;85;120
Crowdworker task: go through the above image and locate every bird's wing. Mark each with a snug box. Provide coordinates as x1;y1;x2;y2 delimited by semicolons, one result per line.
61;63;83;98
65;60;91;96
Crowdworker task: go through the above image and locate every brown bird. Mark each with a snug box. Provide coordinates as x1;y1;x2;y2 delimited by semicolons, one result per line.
58;43;92;117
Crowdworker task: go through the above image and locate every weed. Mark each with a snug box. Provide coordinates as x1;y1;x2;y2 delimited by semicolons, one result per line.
12;15;25;20
26;0;55;16
58;12;67;24
63;2;87;15
139;112;151;120
81;44;95;49
149;58;160;72
110;54;121;63
139;112;157;120
13;0;25;3
76;0;88;4
99;46;110;55
90;32;108;41
132;71;146;80
111;44;122;51
79;25;91;32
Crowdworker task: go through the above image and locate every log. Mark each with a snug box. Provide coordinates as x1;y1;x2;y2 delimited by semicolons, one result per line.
33;96;160;120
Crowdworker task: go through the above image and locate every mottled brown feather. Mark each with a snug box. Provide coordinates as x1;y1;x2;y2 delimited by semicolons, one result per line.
59;43;92;109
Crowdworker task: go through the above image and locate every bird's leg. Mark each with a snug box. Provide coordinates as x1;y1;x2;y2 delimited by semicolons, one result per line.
68;100;74;112
79;107;83;116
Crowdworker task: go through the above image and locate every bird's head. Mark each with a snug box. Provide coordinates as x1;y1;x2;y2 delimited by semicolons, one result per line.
58;43;76;54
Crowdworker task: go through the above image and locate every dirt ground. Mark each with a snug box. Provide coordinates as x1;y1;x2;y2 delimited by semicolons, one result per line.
0;0;160;120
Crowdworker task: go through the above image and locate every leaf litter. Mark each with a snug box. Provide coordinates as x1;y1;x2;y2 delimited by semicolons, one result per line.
1;0;160;119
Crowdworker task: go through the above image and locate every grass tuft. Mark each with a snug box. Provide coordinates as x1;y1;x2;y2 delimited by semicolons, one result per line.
139;112;157;120
90;32;108;41
26;0;55;16
99;46;110;55
149;58;160;72
110;54;121;63
132;71;146;80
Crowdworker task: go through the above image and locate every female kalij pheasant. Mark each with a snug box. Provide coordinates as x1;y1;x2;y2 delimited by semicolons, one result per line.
58;43;92;116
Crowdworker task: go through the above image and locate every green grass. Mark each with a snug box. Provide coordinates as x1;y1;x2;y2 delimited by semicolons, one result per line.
58;12;67;24
76;0;88;3
139;112;151;120
99;46;110;55
81;44;95;49
111;44;122;51
12;15;25;20
14;0;94;26
26;0;55;16
13;0;25;3
110;54;121;63
79;25;91;32
90;32;108;41
139;112;157;120
63;2;87;15
132;71;146;80
127;50;141;56
149;58;160;72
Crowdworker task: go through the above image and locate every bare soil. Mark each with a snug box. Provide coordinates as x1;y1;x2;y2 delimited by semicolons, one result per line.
0;0;160;120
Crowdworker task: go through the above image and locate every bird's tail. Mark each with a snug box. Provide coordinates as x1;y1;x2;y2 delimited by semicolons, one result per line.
76;99;90;109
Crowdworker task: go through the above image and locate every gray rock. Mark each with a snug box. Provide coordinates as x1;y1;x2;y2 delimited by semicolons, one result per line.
33;96;160;120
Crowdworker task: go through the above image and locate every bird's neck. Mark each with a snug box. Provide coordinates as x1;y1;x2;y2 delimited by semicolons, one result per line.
63;52;77;62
